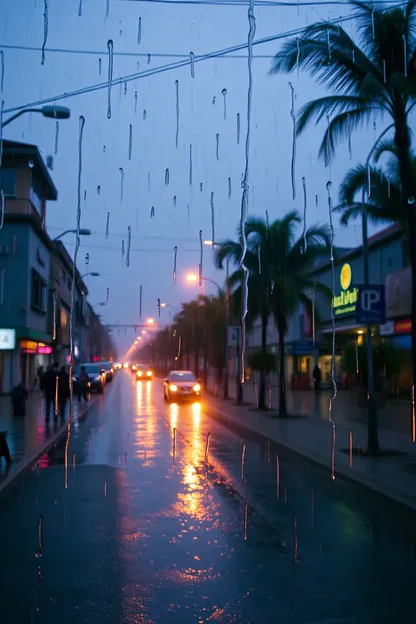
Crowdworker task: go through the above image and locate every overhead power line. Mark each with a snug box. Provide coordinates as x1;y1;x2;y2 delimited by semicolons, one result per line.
3;12;358;114
3;1;401;115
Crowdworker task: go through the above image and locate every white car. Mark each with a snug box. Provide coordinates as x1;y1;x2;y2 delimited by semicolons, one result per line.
163;370;202;402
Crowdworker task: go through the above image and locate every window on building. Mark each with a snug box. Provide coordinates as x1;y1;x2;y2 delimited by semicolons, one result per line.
29;180;43;216
0;169;16;197
31;269;46;312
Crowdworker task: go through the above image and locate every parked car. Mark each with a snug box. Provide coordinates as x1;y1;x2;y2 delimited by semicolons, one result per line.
163;370;201;402
136;362;153;381
72;363;106;394
100;361;114;382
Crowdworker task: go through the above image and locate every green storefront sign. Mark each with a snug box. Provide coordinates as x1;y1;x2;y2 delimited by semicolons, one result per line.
331;263;358;316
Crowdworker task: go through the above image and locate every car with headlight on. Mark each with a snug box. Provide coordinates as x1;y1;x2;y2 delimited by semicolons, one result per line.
72;363;106;394
100;361;114;382
163;370;201;402
136;363;153;381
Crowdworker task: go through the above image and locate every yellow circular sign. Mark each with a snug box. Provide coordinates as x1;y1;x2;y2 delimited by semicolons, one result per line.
340;263;352;290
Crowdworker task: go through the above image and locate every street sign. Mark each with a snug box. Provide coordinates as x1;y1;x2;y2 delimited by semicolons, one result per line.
228;325;240;347
355;284;386;324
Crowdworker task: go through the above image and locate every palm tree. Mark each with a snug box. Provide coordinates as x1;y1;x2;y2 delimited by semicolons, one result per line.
216;212;331;415
270;0;416;404
334;146;416;229
215;220;275;410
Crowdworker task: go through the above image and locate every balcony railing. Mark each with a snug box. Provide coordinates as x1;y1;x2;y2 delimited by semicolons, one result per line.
5;197;43;223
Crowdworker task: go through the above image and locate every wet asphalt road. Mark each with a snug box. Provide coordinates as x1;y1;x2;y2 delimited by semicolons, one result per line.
1;372;416;623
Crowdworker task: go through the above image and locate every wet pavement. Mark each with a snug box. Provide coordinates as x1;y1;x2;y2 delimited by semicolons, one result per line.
1;371;416;623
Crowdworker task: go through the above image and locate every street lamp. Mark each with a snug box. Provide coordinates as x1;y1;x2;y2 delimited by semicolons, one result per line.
80;271;100;278
53;228;91;241
147;318;155;325
186;273;221;290
1;105;71;129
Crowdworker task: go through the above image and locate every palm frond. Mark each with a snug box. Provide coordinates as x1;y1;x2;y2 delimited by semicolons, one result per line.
373;138;397;163
317;106;380;160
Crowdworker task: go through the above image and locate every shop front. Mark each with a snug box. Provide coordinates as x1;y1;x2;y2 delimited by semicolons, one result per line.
20;339;53;389
0;329;17;393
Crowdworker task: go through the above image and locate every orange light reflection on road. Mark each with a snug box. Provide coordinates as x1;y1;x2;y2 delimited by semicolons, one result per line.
133;375;157;463
173;401;208;522
169;402;178;430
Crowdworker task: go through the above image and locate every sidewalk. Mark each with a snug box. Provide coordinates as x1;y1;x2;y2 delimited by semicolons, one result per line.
206;392;416;512
214;377;411;435
0;391;94;492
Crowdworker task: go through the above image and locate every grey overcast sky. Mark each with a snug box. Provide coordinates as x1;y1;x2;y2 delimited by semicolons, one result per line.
1;0;391;354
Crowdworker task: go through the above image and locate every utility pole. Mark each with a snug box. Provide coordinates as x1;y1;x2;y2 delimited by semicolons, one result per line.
361;123;393;453
223;257;230;399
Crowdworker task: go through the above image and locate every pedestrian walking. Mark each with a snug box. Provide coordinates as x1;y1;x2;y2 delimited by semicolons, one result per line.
312;363;322;395
58;366;70;420
40;363;59;422
78;366;90;403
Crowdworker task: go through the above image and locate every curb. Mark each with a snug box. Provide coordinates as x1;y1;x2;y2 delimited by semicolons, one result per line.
208;400;416;513
0;398;96;496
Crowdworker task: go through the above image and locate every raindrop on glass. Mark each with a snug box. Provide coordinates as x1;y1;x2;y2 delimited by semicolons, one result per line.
408;196;415;205
288;82;296;199
121;239;125;259
65;115;85;490
106;286;109;304
222;88;227;120
325;113;331;169
97;185;100;196
200;182;203;192
190;51;195;77
347;113;352;159
41;0;48;65
326;179;337;481
124;82;127;97
173;245;178;285
85;252;89;265
128;124;132;160
147;54;151;64
105;212;110;238
78;0;82;16
126;226;131;267
52;289;57;339
212;96;216;106
238;0;256;384
98;57;102;76
228;177;232;198
215;133;219;161
198;229;203;286
403;35;408;77
137;17;142;44
150;206;155;219
189;144;193;186
119;167;124;203
106;39;114;119
210;192;215;248
383;59;387;83
165;168;169;186
301;176;307;253
106;0;110;17
236;113;240;145
175;80;180;148
134;91;138;113
173;195;177;207
143;109;146;120
315;194;318;207
371;7;375;39
54;120;59;155
83;189;86;200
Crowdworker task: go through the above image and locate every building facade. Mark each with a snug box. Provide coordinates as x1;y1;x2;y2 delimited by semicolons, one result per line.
0;140;57;392
247;224;410;391
0;139;116;392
